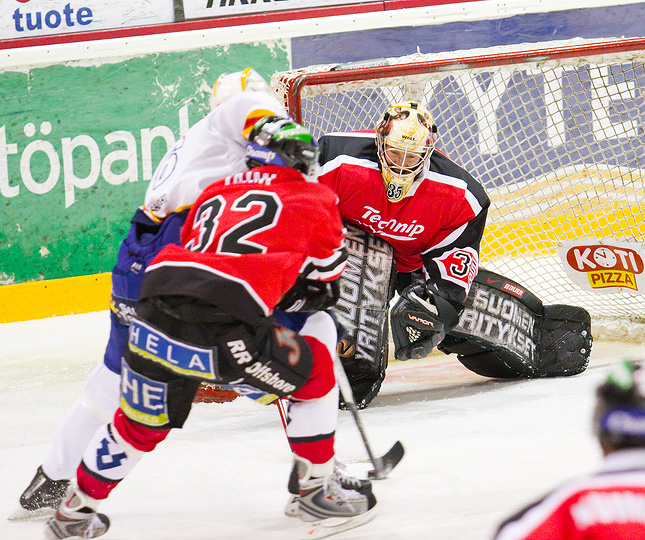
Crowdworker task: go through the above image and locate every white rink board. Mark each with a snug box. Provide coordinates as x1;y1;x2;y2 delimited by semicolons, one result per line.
0;0;174;40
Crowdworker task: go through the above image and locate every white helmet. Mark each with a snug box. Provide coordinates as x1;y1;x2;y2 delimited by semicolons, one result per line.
375;101;437;202
210;68;272;110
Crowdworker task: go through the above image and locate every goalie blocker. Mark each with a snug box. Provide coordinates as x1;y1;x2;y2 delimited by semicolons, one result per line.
392;268;593;379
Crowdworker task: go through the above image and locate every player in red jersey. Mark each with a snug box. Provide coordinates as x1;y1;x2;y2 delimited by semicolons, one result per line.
317;101;489;403
493;360;645;540
44;117;377;540
318;100;591;406
12;68;292;520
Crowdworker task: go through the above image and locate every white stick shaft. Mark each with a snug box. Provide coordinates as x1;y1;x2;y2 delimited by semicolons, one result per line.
333;355;383;475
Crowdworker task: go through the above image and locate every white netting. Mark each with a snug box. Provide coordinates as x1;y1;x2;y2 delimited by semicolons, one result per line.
272;38;645;340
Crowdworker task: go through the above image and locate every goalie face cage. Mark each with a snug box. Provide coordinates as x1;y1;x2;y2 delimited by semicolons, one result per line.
271;37;645;340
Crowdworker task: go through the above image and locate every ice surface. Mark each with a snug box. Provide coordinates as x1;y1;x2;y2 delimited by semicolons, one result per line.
2;311;645;540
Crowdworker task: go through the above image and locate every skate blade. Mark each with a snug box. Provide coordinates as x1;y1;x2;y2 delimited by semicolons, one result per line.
7;505;54;521
301;508;376;539
285;494;301;518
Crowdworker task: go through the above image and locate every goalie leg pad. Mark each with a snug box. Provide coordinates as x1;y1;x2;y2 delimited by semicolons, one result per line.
439;269;592;379
332;223;396;408
438;270;541;378
438;335;535;378
536;304;592;377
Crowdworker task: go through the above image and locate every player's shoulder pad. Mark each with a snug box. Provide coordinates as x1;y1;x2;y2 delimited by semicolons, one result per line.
430;149;490;207
319;132;378;166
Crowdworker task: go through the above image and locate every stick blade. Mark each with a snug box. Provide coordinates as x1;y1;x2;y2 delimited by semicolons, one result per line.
367;440;405;479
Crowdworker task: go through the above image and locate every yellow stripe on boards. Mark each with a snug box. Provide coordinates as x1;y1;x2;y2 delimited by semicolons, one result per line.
0;273;111;324
481;206;645;260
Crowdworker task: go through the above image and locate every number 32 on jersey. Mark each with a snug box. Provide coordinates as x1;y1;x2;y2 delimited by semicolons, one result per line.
185;190;283;255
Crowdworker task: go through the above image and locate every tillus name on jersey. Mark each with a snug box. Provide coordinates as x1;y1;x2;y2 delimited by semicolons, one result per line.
224;170;276;185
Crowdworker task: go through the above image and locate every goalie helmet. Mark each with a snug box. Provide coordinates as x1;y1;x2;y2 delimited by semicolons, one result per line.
593;361;645;450
210;67;272;110
375;101;437;202
246;116;320;179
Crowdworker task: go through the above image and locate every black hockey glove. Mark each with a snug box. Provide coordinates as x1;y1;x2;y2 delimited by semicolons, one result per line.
390;283;445;361
275;277;340;312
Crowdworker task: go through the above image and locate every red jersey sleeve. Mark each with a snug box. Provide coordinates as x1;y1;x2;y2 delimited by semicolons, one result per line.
300;189;347;282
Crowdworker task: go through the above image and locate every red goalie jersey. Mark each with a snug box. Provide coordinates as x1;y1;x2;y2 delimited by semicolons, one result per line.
318;132;489;310
142;166;347;325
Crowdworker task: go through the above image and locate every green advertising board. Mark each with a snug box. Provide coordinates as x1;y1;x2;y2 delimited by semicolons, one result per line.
0;42;288;286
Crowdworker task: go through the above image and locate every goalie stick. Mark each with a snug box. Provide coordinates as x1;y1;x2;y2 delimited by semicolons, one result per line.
333;355;404;480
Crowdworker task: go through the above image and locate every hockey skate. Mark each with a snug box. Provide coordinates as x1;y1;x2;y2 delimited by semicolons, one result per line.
296;458;377;540
285;460;373;518
8;466;70;520
44;486;110;540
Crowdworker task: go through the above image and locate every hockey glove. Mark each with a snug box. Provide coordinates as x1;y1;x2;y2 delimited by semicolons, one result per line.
275;277;340;312
390;283;445;361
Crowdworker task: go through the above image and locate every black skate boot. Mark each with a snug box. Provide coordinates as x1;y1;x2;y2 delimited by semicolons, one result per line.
296;458;377;539
9;466;70;520
44;486;110;540
285;459;372;518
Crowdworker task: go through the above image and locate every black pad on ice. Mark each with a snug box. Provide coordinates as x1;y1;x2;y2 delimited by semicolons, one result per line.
438;269;592;378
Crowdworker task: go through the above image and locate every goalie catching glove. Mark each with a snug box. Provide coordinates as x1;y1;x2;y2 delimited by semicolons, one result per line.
390;283;447;361
276;276;340;312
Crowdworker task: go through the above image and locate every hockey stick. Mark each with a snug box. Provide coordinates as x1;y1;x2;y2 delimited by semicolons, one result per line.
333;355;404;480
275;398;295;452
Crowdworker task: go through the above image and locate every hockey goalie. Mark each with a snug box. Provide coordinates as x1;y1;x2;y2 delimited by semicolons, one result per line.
316;101;593;408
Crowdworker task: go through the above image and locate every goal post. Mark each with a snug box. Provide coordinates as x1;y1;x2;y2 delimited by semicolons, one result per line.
271;37;645;340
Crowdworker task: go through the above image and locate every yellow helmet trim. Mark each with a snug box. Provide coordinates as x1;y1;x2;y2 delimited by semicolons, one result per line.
376;101;437;202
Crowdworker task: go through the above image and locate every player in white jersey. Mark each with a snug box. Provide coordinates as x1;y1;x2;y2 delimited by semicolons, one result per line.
142;76;284;221
10;68;290;520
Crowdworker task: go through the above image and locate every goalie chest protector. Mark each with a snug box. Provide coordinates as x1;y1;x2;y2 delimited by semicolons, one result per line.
333;223;396;407
439;269;592;379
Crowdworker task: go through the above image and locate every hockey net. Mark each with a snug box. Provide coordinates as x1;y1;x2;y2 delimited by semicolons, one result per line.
271;37;645;341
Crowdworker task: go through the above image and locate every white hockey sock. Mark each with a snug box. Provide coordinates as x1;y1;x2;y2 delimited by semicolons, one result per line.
43;399;106;480
42;364;121;480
